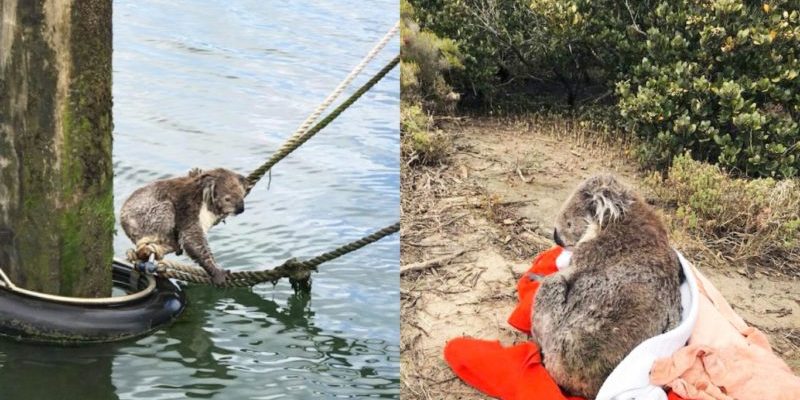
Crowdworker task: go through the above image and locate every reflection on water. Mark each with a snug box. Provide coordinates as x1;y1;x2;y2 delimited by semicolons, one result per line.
0;344;117;399
0;0;399;398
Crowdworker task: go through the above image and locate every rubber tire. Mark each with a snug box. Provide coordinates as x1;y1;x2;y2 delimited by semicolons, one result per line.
0;261;186;344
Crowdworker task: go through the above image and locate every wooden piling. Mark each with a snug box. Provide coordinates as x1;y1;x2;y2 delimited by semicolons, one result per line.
0;0;114;297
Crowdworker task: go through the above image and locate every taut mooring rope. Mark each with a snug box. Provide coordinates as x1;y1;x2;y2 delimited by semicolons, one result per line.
156;222;399;287
245;54;400;190
276;21;399;162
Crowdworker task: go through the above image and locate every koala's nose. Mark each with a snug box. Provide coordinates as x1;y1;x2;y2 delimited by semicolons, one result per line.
235;201;245;215
553;228;566;247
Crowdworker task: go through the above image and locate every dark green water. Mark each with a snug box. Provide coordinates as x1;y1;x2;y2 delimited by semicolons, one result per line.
0;1;399;398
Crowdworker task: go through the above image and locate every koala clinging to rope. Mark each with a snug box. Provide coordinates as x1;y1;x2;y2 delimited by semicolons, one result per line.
120;168;249;285
531;174;682;399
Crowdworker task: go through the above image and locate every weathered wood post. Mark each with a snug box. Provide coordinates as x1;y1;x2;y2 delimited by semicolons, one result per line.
0;0;114;297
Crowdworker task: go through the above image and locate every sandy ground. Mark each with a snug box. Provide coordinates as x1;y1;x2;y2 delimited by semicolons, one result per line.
400;117;800;399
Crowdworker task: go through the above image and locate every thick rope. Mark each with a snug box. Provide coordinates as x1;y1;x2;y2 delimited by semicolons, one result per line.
246;54;400;190
157;222;399;287
244;21;399;191
287;22;399;150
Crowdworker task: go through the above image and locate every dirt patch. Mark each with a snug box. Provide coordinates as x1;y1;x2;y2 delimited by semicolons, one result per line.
400;117;800;399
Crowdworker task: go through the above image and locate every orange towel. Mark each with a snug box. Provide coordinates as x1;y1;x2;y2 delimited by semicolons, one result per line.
507;247;560;334
444;338;582;400
443;246;687;400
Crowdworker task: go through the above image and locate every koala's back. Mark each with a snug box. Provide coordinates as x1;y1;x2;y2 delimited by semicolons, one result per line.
533;203;682;398
120;176;196;247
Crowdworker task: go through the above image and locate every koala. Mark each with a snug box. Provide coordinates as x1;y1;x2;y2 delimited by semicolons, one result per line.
120;168;249;285
531;174;682;399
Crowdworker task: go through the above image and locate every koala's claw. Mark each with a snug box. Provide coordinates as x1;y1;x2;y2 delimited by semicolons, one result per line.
211;269;229;286
528;272;545;282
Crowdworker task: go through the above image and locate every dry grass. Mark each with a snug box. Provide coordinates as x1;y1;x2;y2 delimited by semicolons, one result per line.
646;154;800;278
400;104;452;167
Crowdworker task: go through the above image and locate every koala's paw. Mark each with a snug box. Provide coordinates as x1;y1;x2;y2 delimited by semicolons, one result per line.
211;269;229;286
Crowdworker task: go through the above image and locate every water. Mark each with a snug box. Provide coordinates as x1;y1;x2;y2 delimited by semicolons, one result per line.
0;1;399;398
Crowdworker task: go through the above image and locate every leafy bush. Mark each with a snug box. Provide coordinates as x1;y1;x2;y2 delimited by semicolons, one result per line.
409;0;547;102
400;102;450;165
401;0;462;111
410;0;800;178
401;0;456;166
617;0;800;178
408;0;655;105
647;153;800;270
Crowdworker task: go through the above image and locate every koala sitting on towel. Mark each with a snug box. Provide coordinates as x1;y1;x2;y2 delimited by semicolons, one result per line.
120;168;249;285
531;174;682;399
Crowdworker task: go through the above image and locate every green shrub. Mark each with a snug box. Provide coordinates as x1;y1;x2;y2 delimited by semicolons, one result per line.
409;0;653;105
410;0;800;178
617;0;800;178
401;0;462;111
400;102;450;165
410;0;545;102
647;153;800;269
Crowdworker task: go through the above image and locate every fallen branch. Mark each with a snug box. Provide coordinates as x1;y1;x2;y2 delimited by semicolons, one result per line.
400;250;466;276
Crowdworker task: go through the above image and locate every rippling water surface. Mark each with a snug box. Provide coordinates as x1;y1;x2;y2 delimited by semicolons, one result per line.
0;1;399;398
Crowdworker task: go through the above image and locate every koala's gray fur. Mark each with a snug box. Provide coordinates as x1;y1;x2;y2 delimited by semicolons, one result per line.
120;168;249;285
531;174;682;399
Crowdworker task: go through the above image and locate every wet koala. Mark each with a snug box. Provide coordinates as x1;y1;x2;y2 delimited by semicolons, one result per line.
531;174;682;399
120;168;249;285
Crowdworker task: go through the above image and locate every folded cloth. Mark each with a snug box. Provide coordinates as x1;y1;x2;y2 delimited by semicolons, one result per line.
444;246;693;400
650;265;800;400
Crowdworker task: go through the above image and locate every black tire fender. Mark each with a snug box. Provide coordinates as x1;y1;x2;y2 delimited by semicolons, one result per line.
0;261;186;344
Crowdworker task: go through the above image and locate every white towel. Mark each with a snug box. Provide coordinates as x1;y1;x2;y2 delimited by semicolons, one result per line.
556;250;700;400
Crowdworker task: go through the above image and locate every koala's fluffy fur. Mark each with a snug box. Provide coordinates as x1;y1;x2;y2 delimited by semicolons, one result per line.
120;168;249;285
531;174;682;399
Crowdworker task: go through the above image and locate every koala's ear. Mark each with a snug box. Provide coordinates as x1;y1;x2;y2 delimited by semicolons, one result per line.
187;168;203;178
200;173;217;203
581;175;633;226
237;174;251;190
